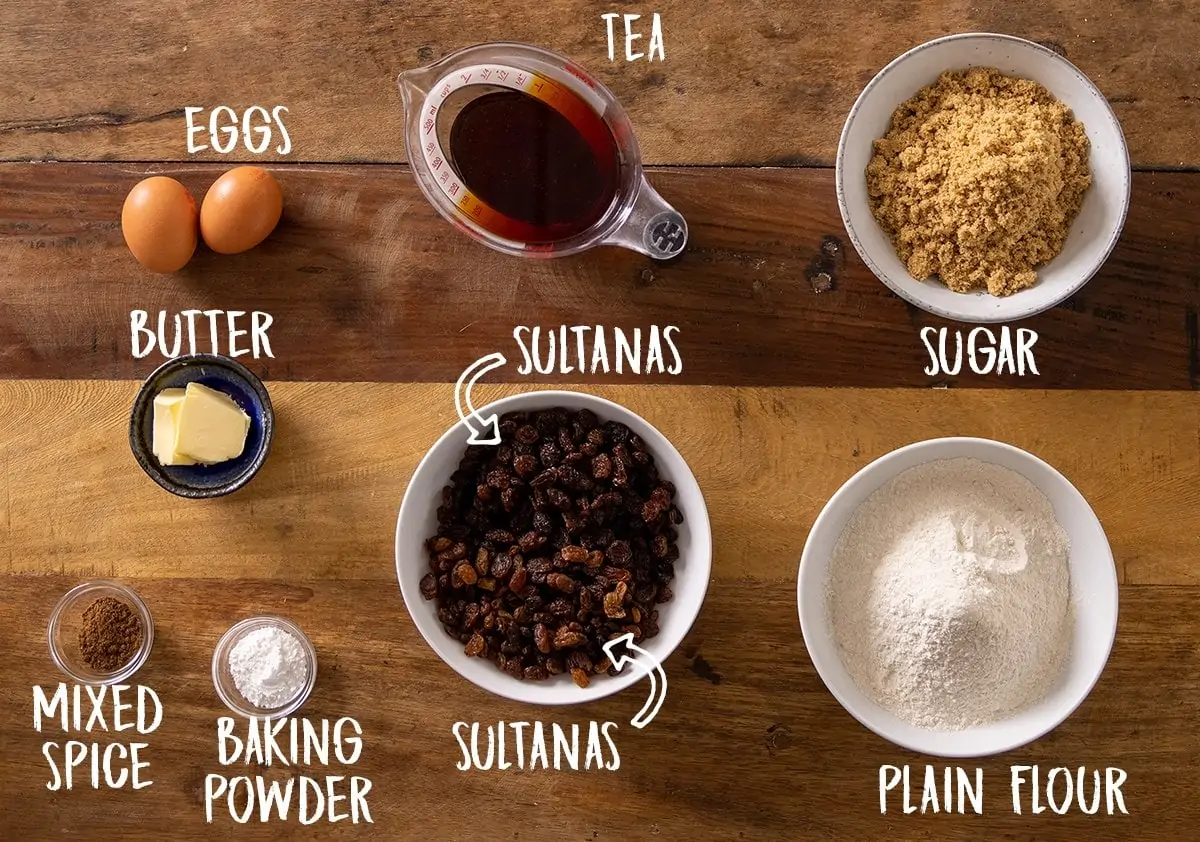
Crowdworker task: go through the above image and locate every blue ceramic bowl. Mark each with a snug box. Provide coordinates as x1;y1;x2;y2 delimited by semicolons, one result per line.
129;354;274;498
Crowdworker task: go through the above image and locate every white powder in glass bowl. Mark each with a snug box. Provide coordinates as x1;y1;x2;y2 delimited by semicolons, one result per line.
228;625;310;710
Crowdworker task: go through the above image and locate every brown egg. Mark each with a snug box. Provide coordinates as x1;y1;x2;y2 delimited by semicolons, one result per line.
121;177;199;273
200;166;284;254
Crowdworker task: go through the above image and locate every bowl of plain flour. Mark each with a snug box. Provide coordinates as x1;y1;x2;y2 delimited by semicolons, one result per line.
798;437;1117;757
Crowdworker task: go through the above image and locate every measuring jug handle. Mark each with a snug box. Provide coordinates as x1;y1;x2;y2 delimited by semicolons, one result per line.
604;178;688;260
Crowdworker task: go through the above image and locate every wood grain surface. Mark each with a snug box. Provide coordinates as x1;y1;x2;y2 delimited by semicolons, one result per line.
1;1;1197;167
2;382;1197;586
1;381;1198;837
4;577;1197;840
4;0;1200;838
2;164;1198;389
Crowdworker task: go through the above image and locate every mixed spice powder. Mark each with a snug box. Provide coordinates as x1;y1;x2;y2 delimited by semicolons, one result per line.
79;596;144;672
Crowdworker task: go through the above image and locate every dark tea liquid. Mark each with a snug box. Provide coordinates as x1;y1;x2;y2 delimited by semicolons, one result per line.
448;89;620;242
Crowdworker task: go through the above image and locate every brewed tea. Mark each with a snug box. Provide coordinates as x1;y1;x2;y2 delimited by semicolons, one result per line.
448;90;619;242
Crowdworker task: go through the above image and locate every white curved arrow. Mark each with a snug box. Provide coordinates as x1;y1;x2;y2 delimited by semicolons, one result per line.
454;352;506;444
602;633;668;729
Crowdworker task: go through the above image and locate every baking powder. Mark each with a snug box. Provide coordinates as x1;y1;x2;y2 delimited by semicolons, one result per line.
828;457;1072;731
229;626;309;709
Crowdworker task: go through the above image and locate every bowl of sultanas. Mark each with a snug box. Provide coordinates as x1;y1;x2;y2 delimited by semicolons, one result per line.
396;390;712;704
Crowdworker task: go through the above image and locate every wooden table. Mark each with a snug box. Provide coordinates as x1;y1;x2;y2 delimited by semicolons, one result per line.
2;2;1198;839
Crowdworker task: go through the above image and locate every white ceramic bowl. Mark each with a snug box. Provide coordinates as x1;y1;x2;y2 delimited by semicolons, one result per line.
836;33;1131;323
397;390;712;705
798;437;1118;757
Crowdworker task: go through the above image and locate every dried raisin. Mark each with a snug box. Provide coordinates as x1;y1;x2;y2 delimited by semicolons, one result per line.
421;407;683;684
546;573;577;593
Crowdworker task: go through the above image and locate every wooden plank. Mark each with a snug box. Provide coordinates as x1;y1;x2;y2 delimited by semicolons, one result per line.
0;164;1197;388
1;2;1197;167
2;575;1195;839
3;381;1197;586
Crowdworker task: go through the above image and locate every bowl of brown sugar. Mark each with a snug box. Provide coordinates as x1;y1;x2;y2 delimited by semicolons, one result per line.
48;581;154;685
837;33;1130;323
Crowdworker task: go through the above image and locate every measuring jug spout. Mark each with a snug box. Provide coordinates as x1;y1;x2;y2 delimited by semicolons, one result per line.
604;178;688;260
397;68;434;117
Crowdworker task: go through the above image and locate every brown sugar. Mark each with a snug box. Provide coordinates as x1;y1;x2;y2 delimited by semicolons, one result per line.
79;596;144;672
866;67;1091;296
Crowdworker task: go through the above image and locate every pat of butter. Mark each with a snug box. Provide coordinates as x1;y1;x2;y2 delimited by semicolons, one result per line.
170;382;251;465
151;388;195;466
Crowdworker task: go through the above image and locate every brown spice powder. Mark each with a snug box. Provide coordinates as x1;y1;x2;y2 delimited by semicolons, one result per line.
79;596;144;672
866;67;1091;296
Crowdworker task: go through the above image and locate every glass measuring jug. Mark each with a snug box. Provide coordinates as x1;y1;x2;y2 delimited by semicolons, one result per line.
398;43;687;260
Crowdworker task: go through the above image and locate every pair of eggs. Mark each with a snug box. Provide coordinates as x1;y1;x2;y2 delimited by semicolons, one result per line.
121;167;283;273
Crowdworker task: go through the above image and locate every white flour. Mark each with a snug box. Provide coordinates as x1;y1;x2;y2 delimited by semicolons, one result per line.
828;457;1071;730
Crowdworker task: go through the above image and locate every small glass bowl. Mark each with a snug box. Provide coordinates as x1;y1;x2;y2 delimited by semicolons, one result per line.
48;580;154;685
212;615;317;718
